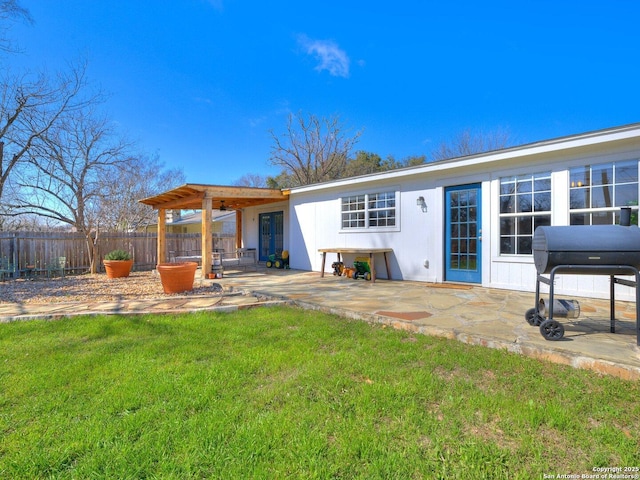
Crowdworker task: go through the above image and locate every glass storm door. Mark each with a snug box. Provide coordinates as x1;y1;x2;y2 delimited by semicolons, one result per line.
445;184;482;283
259;211;284;261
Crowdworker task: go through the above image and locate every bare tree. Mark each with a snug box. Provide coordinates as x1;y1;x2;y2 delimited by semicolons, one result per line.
14;108;132;272
430;127;512;162
0;61;91;208
0;0;32;53
233;173;267;188
268;112;362;187
98;153;185;232
0;210;61;231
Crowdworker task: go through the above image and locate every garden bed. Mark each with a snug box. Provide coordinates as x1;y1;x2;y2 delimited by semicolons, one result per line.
0;271;219;304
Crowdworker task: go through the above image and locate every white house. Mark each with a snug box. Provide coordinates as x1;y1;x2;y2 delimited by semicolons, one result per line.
241;122;640;301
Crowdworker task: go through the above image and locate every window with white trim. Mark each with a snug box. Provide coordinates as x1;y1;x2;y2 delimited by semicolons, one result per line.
341;191;396;229
341;195;365;228
569;159;638;225
499;172;551;255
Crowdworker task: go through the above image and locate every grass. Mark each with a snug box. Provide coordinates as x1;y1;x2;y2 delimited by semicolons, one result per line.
0;306;639;479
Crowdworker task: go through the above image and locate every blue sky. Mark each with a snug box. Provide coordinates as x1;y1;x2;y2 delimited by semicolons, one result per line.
6;0;640;184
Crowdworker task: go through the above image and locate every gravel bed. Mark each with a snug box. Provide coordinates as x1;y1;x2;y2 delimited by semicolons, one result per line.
0;271;222;304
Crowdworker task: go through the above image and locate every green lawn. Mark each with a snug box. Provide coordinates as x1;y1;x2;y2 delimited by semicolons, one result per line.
0;306;638;479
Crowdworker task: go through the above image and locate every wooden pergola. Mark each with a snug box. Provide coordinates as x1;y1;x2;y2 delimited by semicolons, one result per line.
139;184;289;278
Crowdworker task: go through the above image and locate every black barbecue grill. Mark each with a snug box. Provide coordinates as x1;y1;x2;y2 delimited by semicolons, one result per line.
527;224;640;345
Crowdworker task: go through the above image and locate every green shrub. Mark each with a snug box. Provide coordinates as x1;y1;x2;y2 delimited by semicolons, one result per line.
104;249;131;261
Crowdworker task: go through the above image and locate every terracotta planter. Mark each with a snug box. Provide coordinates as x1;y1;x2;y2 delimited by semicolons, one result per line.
157;262;198;294
104;259;134;279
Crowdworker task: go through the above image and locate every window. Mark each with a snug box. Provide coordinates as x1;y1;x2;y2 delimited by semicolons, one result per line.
341;191;396;229
368;192;396;227
341;195;365;228
569;160;638;225
499;172;551;254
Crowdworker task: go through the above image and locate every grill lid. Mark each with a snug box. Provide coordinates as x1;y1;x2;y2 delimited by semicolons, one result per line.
533;225;640;274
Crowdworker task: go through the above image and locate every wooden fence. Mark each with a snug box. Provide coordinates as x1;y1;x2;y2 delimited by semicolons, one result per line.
0;231;236;278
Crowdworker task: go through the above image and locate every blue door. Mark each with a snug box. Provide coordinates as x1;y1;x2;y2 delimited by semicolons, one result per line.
445;184;482;283
259;211;284;261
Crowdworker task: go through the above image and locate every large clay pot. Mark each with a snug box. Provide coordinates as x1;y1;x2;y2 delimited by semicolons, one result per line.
156;262;198;294
104;259;134;279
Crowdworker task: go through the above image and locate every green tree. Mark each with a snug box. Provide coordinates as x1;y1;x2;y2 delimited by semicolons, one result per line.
342;151;426;178
342;151;384;177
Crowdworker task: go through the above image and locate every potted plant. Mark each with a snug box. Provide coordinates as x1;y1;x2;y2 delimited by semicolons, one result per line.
103;249;134;279
156;261;198;294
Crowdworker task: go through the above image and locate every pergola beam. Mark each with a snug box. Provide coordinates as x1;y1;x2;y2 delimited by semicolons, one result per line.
148;191;205;210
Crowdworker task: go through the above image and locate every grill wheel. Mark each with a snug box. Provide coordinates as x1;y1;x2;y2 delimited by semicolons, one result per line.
539;319;565;341
524;308;545;326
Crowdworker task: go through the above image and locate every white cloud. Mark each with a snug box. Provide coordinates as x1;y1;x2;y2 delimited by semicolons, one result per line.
205;0;223;11
248;116;267;128
193;97;213;105
298;35;350;78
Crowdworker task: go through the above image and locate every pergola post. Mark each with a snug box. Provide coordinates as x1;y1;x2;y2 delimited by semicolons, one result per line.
235;209;243;249
157;208;166;265
201;193;213;279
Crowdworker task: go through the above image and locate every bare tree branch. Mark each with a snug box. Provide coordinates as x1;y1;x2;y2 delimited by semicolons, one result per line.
0;60;93;205
268;112;362;187
0;0;33;53
430;127;512;162
97;153;185;232
233;173;267;188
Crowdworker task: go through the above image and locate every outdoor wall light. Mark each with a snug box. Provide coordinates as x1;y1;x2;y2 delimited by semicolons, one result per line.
416;196;427;212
